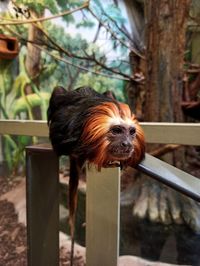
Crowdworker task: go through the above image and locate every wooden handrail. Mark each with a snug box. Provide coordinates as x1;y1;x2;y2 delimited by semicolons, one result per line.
0;119;200;145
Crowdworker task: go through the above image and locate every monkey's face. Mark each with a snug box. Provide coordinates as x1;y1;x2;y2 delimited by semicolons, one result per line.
107;124;136;161
80;101;145;169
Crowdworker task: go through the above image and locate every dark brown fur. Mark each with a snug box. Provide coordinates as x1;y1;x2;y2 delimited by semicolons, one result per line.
47;86;145;265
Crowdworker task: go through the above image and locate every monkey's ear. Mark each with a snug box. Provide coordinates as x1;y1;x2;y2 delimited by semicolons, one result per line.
52;86;66;96
103;90;116;100
49;86;67;106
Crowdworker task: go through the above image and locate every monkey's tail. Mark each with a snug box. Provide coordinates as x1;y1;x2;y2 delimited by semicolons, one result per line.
70;233;75;266
69;195;77;266
69;156;83;266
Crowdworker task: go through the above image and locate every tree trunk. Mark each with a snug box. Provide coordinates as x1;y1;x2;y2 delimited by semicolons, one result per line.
123;0;146;119
144;0;191;122
126;51;146;121
143;0;191;168
25;12;42;81
25;11;43;119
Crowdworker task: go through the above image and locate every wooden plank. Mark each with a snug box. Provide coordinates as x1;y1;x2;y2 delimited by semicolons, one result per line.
86;167;120;266
0;119;200;145
0;119;48;137
141;122;200;145
26;144;59;266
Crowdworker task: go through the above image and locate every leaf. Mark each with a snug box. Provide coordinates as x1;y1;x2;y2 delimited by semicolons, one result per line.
76;20;95;28
0;62;14;94
39;63;57;81
12;92;50;118
12;72;30;97
44;0;58;14
105;4;126;25
17;135;32;146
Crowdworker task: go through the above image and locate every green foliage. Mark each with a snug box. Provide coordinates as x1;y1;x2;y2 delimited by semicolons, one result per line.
0;0;130;173
54;0;85;23
12;92;50;118
15;0;58;14
105;4;126;25
3;134;32;174
0;58;36;172
90;1;130;54
0;61;17;119
0;62;13;95
76;20;95;28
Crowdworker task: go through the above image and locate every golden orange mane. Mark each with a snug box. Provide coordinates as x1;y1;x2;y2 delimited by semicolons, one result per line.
80;101;145;169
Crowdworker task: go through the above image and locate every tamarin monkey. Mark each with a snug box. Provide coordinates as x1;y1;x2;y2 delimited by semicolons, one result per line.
47;86;145;265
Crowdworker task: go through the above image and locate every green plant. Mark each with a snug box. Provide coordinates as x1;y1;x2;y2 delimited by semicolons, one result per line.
0;0;130;173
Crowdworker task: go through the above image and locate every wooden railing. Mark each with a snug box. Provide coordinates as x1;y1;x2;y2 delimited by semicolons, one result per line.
0;119;200;145
0;119;200;266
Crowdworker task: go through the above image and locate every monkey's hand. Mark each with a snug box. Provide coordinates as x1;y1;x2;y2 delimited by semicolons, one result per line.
104;161;121;168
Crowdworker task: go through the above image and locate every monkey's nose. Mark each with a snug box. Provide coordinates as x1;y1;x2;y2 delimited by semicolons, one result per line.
121;141;132;148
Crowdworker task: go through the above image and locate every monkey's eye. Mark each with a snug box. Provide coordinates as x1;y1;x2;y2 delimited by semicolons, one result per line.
129;127;136;135
111;127;123;135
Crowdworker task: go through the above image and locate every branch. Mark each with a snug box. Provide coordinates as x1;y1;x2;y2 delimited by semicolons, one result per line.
92;22;102;43
84;50;131;80
5;23;133;81
66;66;81;91
3;24;59;52
87;6;145;60
4;8;141;82
33;22;72;57
98;7;134;45
33;44;130;81
0;1;89;25
150;144;181;157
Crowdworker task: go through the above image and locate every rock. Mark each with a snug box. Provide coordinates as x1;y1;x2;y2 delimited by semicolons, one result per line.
118;255;188;266
121;172;200;232
0;178;26;225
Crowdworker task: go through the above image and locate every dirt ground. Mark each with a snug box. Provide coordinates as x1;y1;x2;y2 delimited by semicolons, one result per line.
0;175;85;266
0;175;26;266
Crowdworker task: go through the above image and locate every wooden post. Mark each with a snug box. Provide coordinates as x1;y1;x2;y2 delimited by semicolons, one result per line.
26;144;59;266
86;167;120;266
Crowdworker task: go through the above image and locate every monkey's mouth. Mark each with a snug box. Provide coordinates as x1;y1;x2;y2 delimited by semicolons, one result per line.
110;148;133;160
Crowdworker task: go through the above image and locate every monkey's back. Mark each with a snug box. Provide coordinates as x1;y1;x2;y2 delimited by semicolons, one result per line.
47;86;114;156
